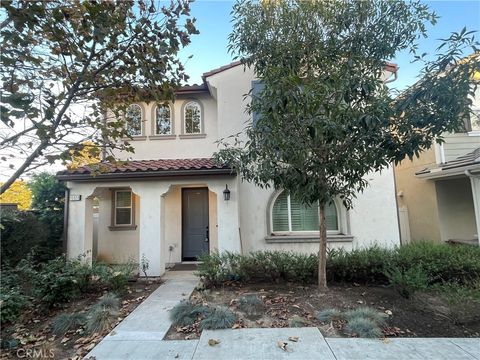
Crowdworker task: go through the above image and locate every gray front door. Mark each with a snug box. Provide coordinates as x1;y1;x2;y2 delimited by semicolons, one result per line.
182;188;209;260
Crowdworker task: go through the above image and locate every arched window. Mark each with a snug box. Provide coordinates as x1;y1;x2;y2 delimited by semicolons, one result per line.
155;104;172;135
183;101;202;134
125;104;142;136
272;191;338;232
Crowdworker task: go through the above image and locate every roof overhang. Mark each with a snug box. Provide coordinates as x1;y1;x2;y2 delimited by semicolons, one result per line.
415;164;480;180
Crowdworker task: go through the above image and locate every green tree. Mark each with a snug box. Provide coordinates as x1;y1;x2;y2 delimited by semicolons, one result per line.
0;0;198;194
29;172;67;259
216;0;479;288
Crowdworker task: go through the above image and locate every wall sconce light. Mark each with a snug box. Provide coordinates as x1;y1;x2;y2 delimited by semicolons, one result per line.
223;185;231;201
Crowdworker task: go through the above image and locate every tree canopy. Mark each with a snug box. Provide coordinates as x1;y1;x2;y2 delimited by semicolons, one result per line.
216;0;479;287
0;0;198;194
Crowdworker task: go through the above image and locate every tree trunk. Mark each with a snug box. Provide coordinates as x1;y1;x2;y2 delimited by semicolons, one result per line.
318;202;327;289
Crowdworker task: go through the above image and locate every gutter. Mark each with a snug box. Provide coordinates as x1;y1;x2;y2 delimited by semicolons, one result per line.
56;168;236;182
415;164;480;180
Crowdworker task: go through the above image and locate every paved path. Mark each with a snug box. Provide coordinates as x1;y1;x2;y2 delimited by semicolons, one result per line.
86;272;479;360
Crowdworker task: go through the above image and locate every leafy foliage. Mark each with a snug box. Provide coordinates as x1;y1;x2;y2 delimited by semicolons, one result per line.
51;312;86;336
384;265;429;298
200;306;236;330
0;0;199;193
316;308;343;323
216;0;479;287
0;285;28;324
0;180;32;209
0;209;49;267
345;317;382;338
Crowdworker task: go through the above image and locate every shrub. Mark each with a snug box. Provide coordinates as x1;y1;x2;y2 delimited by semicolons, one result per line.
288;315;306;328
0;286;28;324
345;317;382;338
86;307;118;334
200;306;236;330
104;261;137;293
92;293;120;311
51;313;86;336
316;308;343;323
170;301;211;327
238;295;264;315
384;265;429;298
344;307;388;326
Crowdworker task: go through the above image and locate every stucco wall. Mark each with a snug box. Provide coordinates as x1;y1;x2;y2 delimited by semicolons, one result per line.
436;178;477;241
394;147;442;242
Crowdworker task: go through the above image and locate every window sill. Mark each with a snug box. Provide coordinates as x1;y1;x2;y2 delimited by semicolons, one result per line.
265;234;353;244
109;225;137;231
149;135;176;140
179;133;207;139
122;136;147;141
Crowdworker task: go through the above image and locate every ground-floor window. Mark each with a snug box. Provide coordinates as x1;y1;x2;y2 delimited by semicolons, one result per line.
272;191;338;233
114;190;134;226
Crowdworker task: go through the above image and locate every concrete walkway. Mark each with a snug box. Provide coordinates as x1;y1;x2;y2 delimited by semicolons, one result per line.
86;272;479;360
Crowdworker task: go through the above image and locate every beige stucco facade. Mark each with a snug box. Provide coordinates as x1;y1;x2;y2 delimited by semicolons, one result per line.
63;63;401;276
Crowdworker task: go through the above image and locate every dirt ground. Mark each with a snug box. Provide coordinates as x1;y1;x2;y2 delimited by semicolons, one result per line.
165;283;480;340
1;280;161;360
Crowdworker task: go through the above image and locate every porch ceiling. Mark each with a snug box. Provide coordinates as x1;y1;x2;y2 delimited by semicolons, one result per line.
56;158;235;181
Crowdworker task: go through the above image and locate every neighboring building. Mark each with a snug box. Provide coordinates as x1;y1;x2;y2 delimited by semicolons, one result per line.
57;62;401;276
394;85;480;244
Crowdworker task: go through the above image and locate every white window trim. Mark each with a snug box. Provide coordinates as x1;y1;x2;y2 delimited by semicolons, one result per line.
114;190;133;226
154;103;173;136
269;191;341;235
183;101;203;135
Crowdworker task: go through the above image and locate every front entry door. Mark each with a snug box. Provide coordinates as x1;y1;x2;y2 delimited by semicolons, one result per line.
182;188;209;260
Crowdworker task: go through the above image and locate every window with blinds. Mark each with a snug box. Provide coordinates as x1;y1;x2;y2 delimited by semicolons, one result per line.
272;191;338;232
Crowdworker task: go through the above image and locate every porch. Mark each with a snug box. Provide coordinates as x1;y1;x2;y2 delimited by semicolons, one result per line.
58;159;239;276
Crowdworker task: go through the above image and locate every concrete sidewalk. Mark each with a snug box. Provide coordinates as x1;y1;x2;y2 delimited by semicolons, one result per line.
86;272;479;360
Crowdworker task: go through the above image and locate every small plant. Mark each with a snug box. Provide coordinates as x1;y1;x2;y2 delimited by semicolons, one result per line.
0;286;28;324
92;293;120;312
384;265;429;298
86;307;119;334
106;260;137;293
344;307;387;326
238;295;264;315
51;312;86;336
170;301;211;326
316;308;343;323
288;315;306;328
140;254;150;279
200;306;236;330
345;317;382;338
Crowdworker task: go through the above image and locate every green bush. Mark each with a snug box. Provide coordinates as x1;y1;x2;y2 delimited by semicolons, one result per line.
86;307;118;334
0;286;28;324
103;261;137;293
200;306;236;330
344;307;388;326
238;295;264;315
196;243;480;290
384;265;429;298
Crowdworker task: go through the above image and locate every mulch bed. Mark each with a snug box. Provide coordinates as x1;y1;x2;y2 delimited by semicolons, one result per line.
1;279;162;360
165;283;480;340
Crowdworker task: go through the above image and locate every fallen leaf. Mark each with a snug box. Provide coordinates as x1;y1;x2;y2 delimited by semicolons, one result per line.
208;339;221;346
175;354;179;359
61;337;70;344
232;323;241;329
288;336;299;342
382;338;390;344
385;310;393;316
277;341;288;352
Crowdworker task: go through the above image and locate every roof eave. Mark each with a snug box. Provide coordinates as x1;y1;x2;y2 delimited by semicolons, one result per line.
415;164;480;180
56;168;236;182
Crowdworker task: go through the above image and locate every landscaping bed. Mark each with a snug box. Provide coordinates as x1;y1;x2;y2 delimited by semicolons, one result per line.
0;279;161;360
165;282;480;340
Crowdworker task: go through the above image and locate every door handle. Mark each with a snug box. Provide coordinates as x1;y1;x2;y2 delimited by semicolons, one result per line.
205;225;209;242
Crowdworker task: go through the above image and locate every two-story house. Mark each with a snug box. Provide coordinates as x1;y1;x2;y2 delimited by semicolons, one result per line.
57;61;401;276
394;80;480;244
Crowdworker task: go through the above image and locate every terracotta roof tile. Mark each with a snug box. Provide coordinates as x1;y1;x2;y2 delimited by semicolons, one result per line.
57;158;233;180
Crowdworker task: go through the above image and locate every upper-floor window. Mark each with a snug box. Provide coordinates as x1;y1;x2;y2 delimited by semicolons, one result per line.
125;104;142;136
271;191;338;233
183;101;202;134
155;104;172;135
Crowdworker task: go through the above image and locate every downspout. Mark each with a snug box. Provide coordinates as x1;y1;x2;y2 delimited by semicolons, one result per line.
465;169;480;244
392;163;403;246
63;187;70;256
